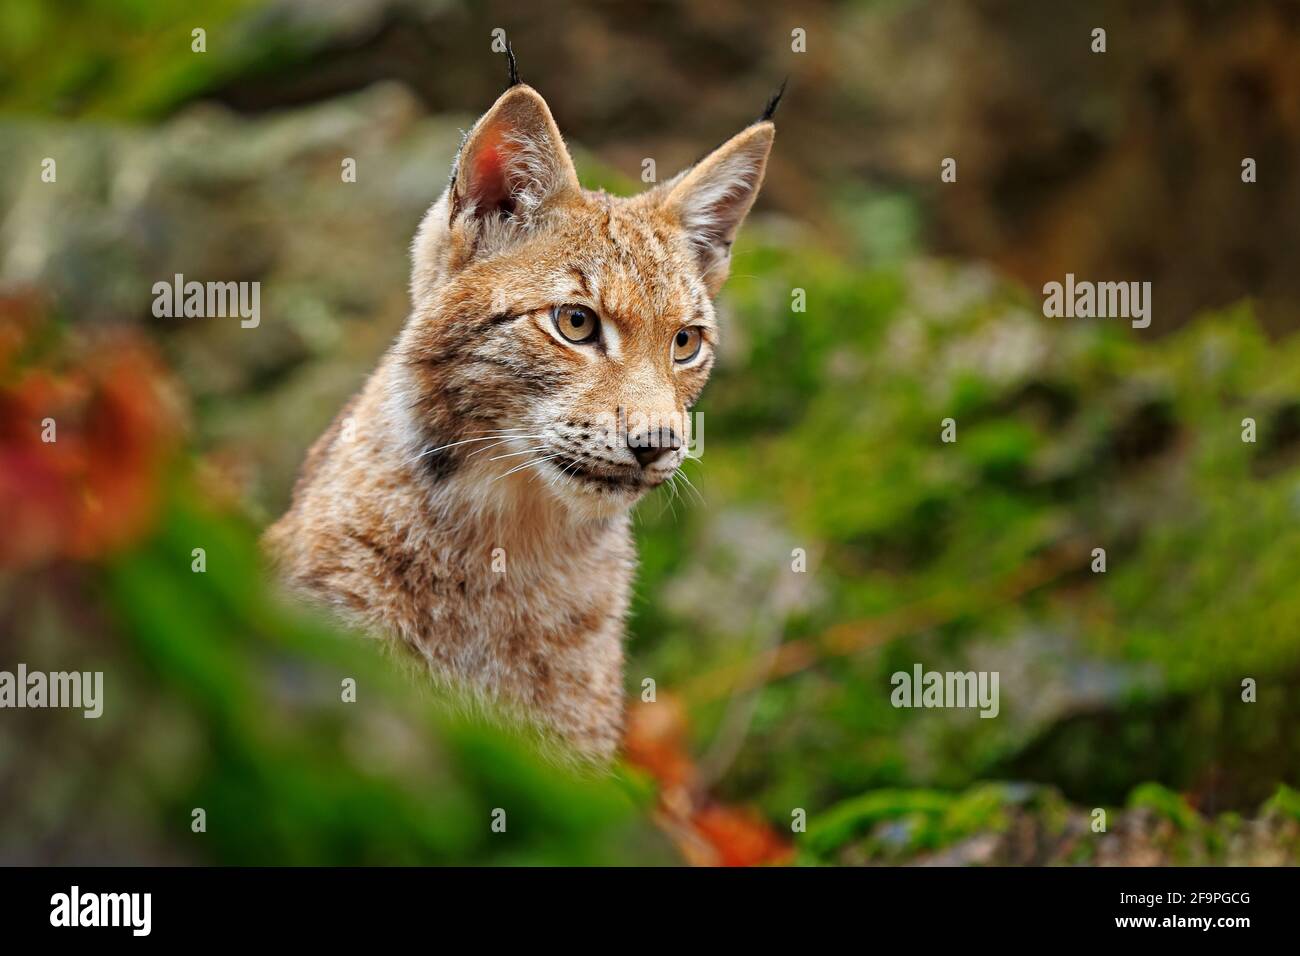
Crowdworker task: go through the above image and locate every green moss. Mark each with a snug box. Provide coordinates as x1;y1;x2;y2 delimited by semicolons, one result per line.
1126;784;1202;832
804;784;1013;861
1261;784;1300;822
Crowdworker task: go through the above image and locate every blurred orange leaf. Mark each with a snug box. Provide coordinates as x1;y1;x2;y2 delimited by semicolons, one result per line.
0;294;182;568
625;692;791;867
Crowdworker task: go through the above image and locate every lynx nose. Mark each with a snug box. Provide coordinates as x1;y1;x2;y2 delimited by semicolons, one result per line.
628;429;682;468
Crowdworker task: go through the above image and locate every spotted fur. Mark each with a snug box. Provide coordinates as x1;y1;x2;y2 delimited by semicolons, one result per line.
264;84;774;761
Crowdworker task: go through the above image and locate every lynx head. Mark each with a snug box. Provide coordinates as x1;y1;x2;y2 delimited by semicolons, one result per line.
397;81;775;519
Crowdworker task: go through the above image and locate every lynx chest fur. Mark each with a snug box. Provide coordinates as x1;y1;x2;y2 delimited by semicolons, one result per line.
264;79;775;762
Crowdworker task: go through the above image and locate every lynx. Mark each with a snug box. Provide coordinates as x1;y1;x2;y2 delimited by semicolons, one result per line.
264;75;777;761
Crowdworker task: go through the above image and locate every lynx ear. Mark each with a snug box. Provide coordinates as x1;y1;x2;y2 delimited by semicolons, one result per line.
662;122;774;296
450;85;579;242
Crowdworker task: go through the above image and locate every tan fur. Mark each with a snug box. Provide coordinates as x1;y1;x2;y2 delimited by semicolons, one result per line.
264;85;773;762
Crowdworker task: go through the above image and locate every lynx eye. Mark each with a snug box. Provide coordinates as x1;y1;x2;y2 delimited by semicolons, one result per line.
553;304;600;344
672;327;703;363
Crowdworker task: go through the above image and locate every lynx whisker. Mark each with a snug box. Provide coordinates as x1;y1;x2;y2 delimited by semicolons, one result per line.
677;468;706;506
487;446;554;462
493;453;566;482
403;432;546;466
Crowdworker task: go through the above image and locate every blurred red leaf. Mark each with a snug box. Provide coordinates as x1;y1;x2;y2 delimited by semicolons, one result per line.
625;692;791;867
0;294;182;568
690;804;793;868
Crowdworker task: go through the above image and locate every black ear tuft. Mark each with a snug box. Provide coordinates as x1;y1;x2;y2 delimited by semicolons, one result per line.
759;77;788;122
506;40;521;88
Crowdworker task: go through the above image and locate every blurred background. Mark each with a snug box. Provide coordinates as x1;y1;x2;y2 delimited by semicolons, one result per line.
3;0;1300;865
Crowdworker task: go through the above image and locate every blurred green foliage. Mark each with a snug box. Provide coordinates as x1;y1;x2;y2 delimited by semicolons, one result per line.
0;0;327;118
127;490;671;864
23;483;670;865
626;231;1300;841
